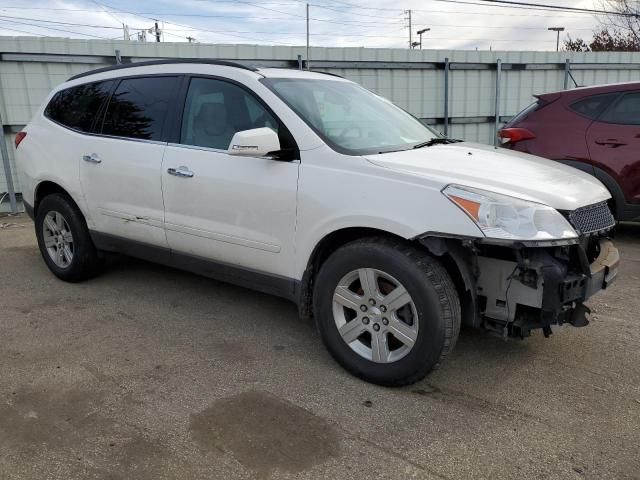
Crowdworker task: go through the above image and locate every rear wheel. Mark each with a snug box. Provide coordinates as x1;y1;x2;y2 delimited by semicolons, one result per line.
313;238;461;386
35;193;102;282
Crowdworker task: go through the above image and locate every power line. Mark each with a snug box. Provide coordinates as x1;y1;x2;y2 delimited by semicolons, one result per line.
277;2;403;19
90;1;301;44
1;17;114;39
0;4;600;19
189;0;406;25
92;0;405;28
0;20;45;36
0;14;145;30
473;0;638;16
0;12;595;34
432;0;637;17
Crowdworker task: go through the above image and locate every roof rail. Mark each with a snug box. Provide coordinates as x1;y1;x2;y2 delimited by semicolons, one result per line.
68;58;258;81
310;70;343;79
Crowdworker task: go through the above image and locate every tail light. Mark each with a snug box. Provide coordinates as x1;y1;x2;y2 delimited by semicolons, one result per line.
14;131;26;148
498;128;535;145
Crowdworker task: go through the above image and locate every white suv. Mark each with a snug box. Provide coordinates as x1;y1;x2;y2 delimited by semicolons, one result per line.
16;60;619;386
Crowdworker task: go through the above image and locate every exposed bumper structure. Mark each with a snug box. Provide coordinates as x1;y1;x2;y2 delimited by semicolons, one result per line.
476;238;619;337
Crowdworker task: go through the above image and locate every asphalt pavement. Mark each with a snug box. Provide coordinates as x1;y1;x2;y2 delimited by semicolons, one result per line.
1;214;639;480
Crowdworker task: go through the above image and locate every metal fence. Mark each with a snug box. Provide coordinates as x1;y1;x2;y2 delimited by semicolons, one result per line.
2;36;640;212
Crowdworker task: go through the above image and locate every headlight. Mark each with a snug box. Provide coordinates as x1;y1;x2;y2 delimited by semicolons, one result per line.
443;184;577;241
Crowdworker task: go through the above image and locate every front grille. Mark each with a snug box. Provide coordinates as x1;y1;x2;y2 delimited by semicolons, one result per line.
567;201;615;235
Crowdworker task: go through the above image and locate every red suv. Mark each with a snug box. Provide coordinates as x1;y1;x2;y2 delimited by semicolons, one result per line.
499;82;640;221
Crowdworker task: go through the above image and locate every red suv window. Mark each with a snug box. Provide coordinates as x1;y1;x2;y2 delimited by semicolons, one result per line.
599;92;640;125
570;93;619;120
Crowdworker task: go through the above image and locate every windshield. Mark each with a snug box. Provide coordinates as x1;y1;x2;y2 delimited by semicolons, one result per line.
262;78;440;155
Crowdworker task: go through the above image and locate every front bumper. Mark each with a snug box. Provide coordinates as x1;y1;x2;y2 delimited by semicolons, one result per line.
475;237;619;337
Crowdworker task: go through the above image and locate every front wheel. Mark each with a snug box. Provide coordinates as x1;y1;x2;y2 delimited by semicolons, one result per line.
313;238;461;387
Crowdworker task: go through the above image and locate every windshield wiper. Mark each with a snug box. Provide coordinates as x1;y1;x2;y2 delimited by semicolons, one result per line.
413;138;462;149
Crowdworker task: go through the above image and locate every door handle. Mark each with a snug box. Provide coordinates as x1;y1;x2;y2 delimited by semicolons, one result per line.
82;153;102;164
595;139;627;147
167;166;194;178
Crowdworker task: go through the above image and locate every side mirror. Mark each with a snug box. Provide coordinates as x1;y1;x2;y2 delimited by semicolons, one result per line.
227;127;280;157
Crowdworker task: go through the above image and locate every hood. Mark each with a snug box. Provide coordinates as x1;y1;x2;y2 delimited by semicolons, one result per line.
364;142;610;211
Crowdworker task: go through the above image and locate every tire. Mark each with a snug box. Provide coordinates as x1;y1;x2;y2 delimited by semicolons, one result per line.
35;193;103;282
313;237;461;387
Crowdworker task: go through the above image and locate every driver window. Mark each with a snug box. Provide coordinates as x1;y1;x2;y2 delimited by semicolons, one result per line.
180;77;278;150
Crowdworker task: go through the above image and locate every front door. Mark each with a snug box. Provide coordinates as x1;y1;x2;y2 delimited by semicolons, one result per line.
161;77;299;280
80;75;180;247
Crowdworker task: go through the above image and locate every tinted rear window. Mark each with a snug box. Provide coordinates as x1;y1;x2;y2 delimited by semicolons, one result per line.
599;92;640;125
570;93;619;120
45;80;113;132
101;76;178;141
506;101;540;126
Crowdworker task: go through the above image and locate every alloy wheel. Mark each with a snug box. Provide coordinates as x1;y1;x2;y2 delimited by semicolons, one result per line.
332;268;418;363
42;210;74;268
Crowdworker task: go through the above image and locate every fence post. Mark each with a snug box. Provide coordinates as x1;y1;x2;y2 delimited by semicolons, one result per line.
443;57;449;137
297;54;303;70
493;58;502;146
564;58;571;90
0;115;17;214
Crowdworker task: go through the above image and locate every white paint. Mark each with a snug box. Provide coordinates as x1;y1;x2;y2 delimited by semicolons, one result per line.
17;61;611;283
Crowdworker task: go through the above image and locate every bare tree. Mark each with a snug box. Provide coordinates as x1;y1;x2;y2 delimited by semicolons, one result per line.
597;0;640;44
563;2;640;52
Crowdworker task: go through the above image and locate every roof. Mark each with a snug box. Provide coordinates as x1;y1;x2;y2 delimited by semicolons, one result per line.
541;80;640;98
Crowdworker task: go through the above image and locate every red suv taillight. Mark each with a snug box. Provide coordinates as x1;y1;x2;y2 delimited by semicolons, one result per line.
14;131;26;148
498;127;535;145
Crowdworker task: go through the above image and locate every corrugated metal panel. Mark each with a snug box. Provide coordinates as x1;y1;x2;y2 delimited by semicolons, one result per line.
1;36;640;202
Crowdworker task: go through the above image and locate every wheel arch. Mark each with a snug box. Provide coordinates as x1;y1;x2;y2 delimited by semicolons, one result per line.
592;166;626;221
296;227;475;327
34;181;80;217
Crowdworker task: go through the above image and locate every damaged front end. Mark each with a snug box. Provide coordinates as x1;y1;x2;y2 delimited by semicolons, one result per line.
418;201;619;339
474;235;618;338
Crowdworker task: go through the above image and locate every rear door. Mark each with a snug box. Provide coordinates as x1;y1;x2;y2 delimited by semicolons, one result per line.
79;75;179;247
586;91;640;205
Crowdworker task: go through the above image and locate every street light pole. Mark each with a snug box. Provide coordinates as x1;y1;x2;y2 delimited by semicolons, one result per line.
417;27;430;49
548;27;565;52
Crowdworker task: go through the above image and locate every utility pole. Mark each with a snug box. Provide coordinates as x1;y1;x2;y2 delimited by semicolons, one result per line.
154;21;161;42
306;3;310;70
186;36;196;43
405;9;412;48
123;24;129;41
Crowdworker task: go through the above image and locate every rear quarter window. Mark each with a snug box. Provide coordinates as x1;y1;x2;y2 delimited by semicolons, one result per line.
598;91;640;125
569;93;619;120
44;80;114;132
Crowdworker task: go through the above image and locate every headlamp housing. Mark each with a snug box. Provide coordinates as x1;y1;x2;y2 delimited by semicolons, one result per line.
443;185;577;241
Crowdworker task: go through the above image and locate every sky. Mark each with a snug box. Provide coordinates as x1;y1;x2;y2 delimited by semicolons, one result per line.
0;0;608;51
